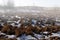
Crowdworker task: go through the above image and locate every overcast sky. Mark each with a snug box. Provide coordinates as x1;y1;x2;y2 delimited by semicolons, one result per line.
0;0;60;7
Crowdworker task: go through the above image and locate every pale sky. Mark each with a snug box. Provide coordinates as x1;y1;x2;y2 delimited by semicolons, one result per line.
0;0;60;7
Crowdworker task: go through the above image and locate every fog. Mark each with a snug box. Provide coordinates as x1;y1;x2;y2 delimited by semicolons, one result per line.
0;0;60;7
0;0;60;18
